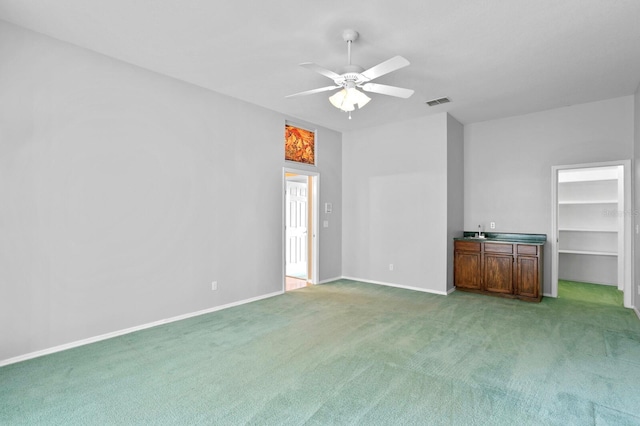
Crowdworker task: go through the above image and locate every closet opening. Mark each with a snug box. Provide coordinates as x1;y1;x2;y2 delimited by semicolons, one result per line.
551;161;632;308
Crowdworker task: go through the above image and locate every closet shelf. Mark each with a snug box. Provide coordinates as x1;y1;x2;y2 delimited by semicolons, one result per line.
559;177;618;183
559;249;617;256
558;228;617;233
558;200;618;205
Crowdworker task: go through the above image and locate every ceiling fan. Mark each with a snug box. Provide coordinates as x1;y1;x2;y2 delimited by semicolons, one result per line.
286;29;415;118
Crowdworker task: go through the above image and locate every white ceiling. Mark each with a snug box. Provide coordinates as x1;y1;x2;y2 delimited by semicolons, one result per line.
1;0;640;132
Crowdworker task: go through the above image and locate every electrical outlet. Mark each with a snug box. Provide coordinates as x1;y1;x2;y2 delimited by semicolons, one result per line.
211;281;218;291
389;264;394;271
490;222;496;229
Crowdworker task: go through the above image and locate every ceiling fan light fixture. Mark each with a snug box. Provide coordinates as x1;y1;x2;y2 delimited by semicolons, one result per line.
329;87;370;112
289;29;413;118
329;89;347;109
348;87;371;109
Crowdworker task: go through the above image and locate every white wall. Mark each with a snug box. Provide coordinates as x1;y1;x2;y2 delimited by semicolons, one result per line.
465;96;634;295
0;21;342;362
342;113;450;294
446;115;464;290
634;85;640;313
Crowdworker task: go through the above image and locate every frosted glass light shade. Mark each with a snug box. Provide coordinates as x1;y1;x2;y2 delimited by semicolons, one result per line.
329;89;348;109
329;87;370;111
347;87;371;109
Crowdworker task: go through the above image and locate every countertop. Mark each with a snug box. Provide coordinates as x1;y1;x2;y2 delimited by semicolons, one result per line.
454;232;546;245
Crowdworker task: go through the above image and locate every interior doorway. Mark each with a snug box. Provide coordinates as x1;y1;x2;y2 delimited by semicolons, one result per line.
283;168;318;291
551;160;632;308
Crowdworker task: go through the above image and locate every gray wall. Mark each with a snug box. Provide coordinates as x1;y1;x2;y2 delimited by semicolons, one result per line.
0;22;342;362
634;85;640;312
342;113;450;294
446;115;465;290
464;96;634;295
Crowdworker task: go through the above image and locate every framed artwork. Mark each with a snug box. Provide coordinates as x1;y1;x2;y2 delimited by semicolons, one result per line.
285;124;315;165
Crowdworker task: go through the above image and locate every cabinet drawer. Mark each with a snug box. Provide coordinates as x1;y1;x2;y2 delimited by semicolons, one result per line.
455;241;481;252
484;243;513;254
517;244;538;256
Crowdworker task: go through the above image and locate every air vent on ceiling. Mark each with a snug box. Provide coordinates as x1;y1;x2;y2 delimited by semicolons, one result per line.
426;97;451;107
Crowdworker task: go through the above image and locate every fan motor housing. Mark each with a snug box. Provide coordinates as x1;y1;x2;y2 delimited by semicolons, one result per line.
335;64;368;87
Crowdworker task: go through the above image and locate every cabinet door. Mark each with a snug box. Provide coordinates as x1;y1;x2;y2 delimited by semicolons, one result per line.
483;253;513;294
516;256;539;299
454;251;481;289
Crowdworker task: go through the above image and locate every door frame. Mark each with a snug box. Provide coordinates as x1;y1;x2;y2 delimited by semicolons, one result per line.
550;159;632;308
283;167;319;289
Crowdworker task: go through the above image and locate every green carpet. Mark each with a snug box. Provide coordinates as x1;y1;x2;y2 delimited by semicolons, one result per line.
2;280;640;425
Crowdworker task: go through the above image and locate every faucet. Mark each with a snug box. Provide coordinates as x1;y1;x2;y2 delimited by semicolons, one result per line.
477;224;484;238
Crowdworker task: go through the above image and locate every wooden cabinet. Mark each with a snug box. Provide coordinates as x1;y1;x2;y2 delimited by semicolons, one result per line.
454;241;481;290
483;243;514;295
454;252;482;290
454;239;544;302
516;256;539;299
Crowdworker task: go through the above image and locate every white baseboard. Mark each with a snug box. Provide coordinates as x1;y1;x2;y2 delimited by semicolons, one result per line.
0;290;283;368
317;276;343;284
634;307;640;321
341;276;450;296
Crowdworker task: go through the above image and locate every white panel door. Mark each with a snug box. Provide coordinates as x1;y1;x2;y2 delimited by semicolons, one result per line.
286;181;308;278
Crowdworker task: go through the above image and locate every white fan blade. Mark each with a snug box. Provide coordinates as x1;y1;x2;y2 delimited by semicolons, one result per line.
300;62;342;81
361;83;414;98
361;56;410;81
285;86;340;98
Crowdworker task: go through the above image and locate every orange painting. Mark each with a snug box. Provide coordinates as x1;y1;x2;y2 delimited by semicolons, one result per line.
285;124;315;165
